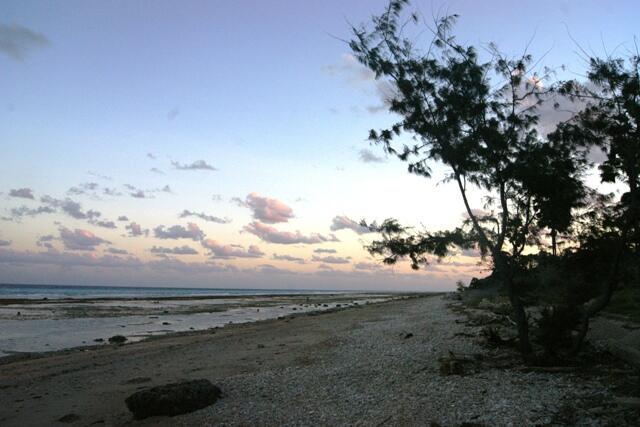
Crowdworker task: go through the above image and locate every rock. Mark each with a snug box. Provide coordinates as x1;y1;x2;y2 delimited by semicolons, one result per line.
162;322;171;325
93;338;104;343
57;413;80;423
125;379;221;419
108;335;127;344
404;333;414;339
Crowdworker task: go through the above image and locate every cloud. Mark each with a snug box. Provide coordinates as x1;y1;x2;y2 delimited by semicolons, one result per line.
254;264;294;275
154;223;204;241
147;153;157;160
313;248;337;254
36;235;54;248
150;168;165;175
330;215;371;234
150;245;199;256
358;148;385;163
125;222;148;237
312;255;351;264
102;187;122;196
87;171;112;181
66;182;99;197
40;195;100;220
5;196;106;223
6;205;55;220
353;261;383;271
146;257;239;274
0;23;49;61
0;239;11;246
230;197;247;207
9;188;34;199
172;160;217;171
124;184;146;198
117;216;129;222
323;53;397;114
131;190;147;199
106;247;128;255
167;108;179;121
272;253;305;264
59;227;109;251
92;220;117;229
179;210;231;224
124;184;171;198
243;221;339;245
0;248;142;269
201;239;264;259
212;194;223;202
322;53;375;82
241;192;294;224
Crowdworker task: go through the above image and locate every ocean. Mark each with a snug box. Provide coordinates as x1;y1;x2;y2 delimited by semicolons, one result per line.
0;283;348;300
0;284;391;357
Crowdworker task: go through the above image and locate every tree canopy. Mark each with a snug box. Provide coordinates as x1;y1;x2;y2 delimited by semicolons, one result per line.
350;0;638;359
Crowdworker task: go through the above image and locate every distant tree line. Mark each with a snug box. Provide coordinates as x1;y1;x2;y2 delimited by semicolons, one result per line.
350;0;639;360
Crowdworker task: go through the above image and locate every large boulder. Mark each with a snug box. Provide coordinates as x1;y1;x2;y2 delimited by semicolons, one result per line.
125;379;221;419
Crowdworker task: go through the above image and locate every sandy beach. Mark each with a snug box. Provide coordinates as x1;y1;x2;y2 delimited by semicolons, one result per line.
2;294;636;426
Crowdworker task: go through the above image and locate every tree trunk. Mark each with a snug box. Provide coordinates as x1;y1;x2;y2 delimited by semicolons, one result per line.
551;229;557;256
494;252;533;359
506;276;533;357
570;239;624;355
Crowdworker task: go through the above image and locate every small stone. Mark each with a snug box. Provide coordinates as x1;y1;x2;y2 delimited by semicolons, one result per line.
108;335;127;344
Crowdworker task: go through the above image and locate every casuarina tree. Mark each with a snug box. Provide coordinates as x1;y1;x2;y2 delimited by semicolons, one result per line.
552;52;640;353
350;0;586;358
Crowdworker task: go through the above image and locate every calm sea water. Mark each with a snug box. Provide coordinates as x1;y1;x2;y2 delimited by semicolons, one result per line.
0;283;348;300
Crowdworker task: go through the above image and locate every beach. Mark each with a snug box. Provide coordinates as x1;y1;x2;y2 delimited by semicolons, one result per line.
1;294;634;426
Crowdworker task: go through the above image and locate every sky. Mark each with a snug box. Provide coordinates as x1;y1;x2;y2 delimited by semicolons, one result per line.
1;0;638;291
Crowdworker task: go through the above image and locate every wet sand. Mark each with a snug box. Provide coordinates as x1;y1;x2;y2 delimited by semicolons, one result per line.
0;295;430;426
0;293;395;357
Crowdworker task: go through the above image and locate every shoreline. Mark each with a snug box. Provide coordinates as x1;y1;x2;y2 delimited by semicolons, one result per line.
0;294;636;426
0;294;432;366
0;291;424;306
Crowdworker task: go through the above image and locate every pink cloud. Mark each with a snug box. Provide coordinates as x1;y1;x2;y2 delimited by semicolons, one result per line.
244;192;294;224
243;221;339;245
202;239;264;259
59;227;109;251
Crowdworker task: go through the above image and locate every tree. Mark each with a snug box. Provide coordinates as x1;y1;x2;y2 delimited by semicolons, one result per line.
552;52;640;353
350;0;587;358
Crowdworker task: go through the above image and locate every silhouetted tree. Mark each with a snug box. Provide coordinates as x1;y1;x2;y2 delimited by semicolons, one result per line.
552;52;640;353
350;0;586;358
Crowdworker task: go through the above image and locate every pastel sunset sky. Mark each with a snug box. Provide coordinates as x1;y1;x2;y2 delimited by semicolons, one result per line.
1;0;638;290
